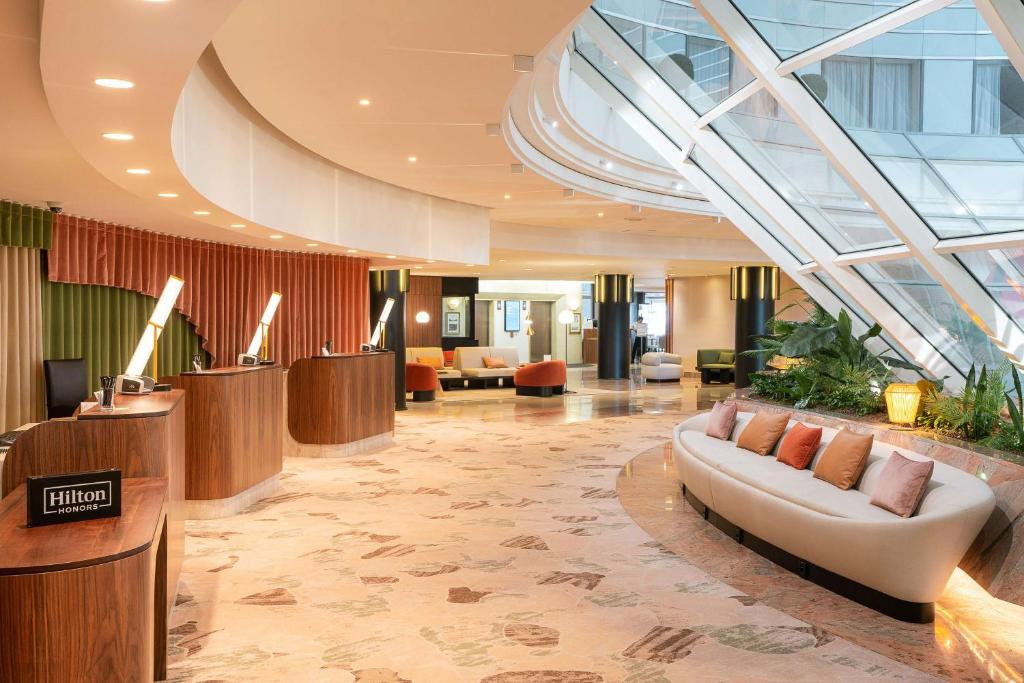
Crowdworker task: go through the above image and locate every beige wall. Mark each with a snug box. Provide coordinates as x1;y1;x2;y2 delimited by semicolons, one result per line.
670;272;806;370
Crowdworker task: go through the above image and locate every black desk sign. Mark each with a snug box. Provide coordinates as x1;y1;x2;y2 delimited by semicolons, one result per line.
26;469;122;528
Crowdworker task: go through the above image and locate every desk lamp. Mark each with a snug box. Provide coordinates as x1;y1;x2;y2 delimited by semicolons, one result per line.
117;275;185;394
363;297;395;351
239;291;282;365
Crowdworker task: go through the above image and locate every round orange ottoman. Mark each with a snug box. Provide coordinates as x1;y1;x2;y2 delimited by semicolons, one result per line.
513;360;567;397
405;362;438;402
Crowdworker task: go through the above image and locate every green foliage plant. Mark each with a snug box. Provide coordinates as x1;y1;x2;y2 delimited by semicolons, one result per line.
918;364;1007;441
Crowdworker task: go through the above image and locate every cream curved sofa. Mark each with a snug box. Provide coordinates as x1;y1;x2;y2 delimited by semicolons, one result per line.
640;352;682;382
673;411;995;622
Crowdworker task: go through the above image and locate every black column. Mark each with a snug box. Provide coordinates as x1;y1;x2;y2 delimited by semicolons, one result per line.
732;266;779;389
595;273;633;380
370;269;410;410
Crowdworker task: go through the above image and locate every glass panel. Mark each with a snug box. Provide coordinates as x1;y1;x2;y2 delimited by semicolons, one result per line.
855;259;1005;372
710;89;901;252
812;271;913;364
956;249;1024;324
732;0;915;59
593;0;754;114
690;147;811;263
797;1;1024;239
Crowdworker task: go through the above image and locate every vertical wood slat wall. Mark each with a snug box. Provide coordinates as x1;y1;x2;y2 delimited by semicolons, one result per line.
405;275;442;348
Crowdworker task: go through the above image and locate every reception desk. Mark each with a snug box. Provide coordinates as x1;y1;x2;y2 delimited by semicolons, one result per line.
0;477;169;682
287;352;394;452
0;391;185;615
165;365;284;518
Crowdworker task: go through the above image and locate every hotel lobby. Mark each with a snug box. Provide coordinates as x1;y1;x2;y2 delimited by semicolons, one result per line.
1;0;1024;681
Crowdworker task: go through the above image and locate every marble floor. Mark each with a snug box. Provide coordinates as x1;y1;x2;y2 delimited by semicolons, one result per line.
166;369;1020;682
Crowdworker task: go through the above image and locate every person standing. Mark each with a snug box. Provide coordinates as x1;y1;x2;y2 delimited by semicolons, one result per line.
631;316;648;364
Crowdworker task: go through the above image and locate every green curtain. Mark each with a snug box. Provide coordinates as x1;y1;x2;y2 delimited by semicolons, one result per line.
0;201;51;249
42;278;208;393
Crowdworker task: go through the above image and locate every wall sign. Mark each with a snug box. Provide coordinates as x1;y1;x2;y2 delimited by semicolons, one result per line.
27;469;122;528
504;300;521;332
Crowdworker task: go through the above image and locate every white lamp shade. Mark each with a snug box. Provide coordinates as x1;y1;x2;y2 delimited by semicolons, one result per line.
125;275;184;376
557;309;574;325
246;291;283;355
415;311;430;324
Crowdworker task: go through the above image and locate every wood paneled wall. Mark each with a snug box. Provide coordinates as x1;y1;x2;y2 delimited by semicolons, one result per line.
405;276;442;347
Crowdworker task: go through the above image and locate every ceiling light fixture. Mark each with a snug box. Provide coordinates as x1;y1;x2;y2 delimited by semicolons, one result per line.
414;265;423;269
503;193;511;200
102;132;134;141
597;212;605;217
269;234;284;240
95;78;134;89
386;254;397;259
306;243;318;247
125;168;150;175
192;210;211;215
231;223;246;228
346;249;358;253
358;98;371;106
407;156;417;163
427;260;436;263
157;192;178;198
672;182;683;191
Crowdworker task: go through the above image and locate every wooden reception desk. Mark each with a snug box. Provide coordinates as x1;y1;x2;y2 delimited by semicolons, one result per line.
165;365;284;518
0;391;185;615
287;352;394;449
0;478;169;682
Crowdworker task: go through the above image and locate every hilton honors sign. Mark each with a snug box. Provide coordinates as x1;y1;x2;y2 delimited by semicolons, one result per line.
26;469;122;527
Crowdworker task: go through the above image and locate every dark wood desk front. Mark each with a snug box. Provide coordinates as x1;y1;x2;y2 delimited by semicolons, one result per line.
1;391;185;616
0;478;169;682
287;352;395;445
165;365;283;503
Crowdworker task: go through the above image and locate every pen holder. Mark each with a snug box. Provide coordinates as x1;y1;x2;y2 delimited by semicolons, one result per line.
99;376;115;411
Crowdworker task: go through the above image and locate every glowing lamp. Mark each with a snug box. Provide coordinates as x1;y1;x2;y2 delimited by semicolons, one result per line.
557;309;574;325
366;297;396;350
119;275;185;393
884;383;922;430
415;311;430;324
243;292;282;362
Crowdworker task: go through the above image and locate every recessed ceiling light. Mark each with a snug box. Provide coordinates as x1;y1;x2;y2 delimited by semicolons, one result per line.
550;120;559;128
464;263;473;267
414;265;423;269
427;260;436;263
672;182;683;191
95;78;134;89
346;249;358;253
407;156;417;163
524;268;533;271
230;223;246;228
386;254;397;259
499;259;506;262
192;210;211;215
358;98;371;106
102;132;134;141
157;192;178;198
306;242;318;247
503;193;511;200
269;234;284;239
597;212;605;217
125;168;150;175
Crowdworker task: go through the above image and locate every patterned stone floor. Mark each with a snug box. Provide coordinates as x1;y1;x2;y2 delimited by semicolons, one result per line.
167;375;953;682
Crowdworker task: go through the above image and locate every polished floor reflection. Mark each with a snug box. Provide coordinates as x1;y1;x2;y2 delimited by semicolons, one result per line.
166;369;1017;681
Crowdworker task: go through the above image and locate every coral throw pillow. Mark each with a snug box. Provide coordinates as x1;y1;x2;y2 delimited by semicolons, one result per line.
813;428;874;490
482;356;508;369
705;401;738;440
443;350;455;366
417;356;443;370
870;452;934;517
776;422;823;470
736;411;792;456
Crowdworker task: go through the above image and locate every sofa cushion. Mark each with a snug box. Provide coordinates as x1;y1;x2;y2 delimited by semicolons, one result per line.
718;350;735;364
417;356;443;369
701;363;733;369
705;401;738;440
462;367;516;378
678;431;750;472
717;455;896;522
870;452;934;518
640;352;662;366
813;428;873;490
736;411;792;456
776;422;822;470
482;356;509;369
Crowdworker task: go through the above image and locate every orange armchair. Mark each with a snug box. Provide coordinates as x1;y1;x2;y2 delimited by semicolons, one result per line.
406;362;438;402
513;360;567;397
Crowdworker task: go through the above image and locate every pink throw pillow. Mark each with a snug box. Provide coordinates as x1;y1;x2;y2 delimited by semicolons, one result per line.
705;401;737;440
870;452;934;518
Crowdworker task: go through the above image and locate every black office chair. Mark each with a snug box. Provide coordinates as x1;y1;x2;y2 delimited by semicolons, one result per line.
43;359;89;419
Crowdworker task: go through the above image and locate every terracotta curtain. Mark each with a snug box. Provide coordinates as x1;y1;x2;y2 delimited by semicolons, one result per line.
0;246;45;430
49;217;369;368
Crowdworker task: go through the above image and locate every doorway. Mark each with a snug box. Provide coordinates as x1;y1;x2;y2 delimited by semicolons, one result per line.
529;301;552;362
474;300;491;346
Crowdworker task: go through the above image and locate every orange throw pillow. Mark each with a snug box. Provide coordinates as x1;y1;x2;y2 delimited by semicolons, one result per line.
482;356;508;369
776;422;823;470
417;356;443;369
813;428;874;490
736;411;792;456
